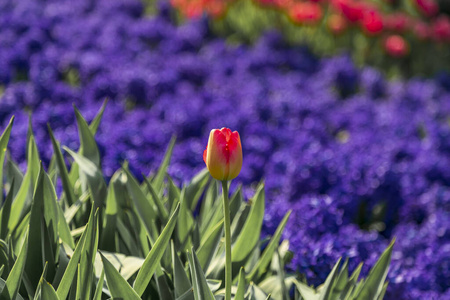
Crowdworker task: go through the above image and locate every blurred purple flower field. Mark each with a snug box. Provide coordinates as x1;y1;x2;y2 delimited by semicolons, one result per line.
1;0;449;298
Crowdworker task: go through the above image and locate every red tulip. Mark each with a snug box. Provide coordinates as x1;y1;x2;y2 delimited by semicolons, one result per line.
414;21;430;40
384;13;410;33
332;0;364;23
415;0;439;17
384;35;409;57
203;128;243;181
431;15;450;43
361;8;383;34
288;2;323;25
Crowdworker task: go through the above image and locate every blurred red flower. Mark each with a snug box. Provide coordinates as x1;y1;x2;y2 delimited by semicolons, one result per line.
414;21;431;40
288;2;323;25
384;35;409;57
361;8;383;34
415;0;439;17
384;13;410;33
332;0;364;23
431;15;450;42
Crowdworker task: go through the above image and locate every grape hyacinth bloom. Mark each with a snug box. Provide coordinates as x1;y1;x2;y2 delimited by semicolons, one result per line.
0;0;449;298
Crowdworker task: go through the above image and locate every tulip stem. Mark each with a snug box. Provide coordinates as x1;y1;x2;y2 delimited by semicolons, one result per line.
222;180;232;300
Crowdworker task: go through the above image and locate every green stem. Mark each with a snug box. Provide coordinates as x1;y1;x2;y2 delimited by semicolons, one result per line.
222;180;232;300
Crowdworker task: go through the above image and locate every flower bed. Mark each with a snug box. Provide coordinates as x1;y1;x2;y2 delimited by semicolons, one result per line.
172;0;450;76
0;0;449;298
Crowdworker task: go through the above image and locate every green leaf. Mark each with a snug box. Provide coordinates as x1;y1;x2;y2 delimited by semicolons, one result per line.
152;136;176;195
319;258;341;300
93;268;105;300
73;105;100;167
34;262;48;300
235;267;246;300
25;164;60;291
0;180;15;239
143;176;169;223
230;204;250;243
94;252;145;282
188;248;214;300
100;178;119;252
232;183;265;262
133;204;180;296
122;167;157;244
40;280;59;300
51;245;70;290
167;177;181;214
6;158;23;200
355;239;395;300
185;169;210;211
247;210;291;281
48;124;77;207
76;206;99;300
199;181;218;233
0;116;14;204
247;282;268;300
26;122;41;185
42;170;60;259
196;220;223;271
10;214;29;257
57;203;75;249
9;134;39;231
100;253;141;300
229;186;243;223
0;232;28;300
89;99;107;135
155;268;174;300
259;276;295;300
276;248;289;300
350;263;363;282
56;207;91;299
177;188;194;249
171;241;193;299
176;288;194;300
0;278;24;300
200;195;223;239
63;147;107;210
377;281;389;300
331;259;349;299
293;279;319;300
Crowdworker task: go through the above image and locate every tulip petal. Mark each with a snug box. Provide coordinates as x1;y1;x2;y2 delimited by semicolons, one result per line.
227;131;242;180
203;147;207;164
206;129;228;180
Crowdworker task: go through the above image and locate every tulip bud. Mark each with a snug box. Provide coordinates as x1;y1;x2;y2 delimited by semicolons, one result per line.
203;128;243;181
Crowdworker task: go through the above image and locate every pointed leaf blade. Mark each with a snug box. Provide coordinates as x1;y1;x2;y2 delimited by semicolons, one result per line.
0;116;14;204
0;232;28;300
101;253;141;300
355;239;395;300
133;204;180;296
232;183;265;262
188;248;215;300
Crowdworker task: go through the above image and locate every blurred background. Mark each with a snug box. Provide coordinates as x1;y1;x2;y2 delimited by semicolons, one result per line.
0;0;449;299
